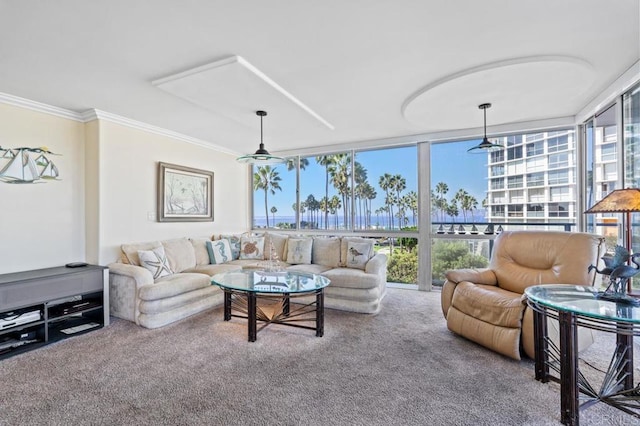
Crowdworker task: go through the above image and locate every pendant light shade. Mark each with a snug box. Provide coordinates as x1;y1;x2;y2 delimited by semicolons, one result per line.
467;103;504;154
236;110;284;165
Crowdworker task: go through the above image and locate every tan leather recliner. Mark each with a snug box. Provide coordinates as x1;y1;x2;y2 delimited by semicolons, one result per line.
441;230;601;360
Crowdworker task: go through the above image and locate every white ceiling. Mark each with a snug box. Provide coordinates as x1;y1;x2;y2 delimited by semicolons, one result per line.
0;1;638;155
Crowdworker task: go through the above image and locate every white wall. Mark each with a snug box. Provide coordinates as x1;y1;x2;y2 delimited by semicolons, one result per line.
0;103;250;273
0;104;85;273
95;120;249;264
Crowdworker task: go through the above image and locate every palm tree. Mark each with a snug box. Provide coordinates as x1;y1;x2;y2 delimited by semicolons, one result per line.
319;196;328;229
447;199;459;222
391;174;406;228
353;162;368;229
305;194;319;228
270;206;277;226
454;189;470;222
362;182;377;229
461;194;478;223
329;154;351;229
286;157;309;171
379;173;394;230
253;166;282;228
316;156;335;229
404;191;418;226
329;195;341;229
434;182;449;222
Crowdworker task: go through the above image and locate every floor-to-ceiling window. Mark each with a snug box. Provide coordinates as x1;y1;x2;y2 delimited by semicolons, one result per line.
623;83;640;291
252;146;419;286
583;103;620;282
429;129;578;286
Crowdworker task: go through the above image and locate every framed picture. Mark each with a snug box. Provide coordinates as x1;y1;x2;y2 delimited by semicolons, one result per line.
157;162;214;222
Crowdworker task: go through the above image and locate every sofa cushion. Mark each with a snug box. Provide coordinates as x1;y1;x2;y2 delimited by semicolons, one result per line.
219;234;242;260
161;238;197;273
137;246;173;280
190;237;211;266
450;281;525;329
240;235;265;259
286;238;313;264
206;239;233;264
286;264;332;275
345;241;373;270
121;241;162;266
139;285;222;315
227;259;270;269
186;263;243;276
340;237;374;267
265;232;288;261
138;273;211;300
312;237;341;267
322;267;379;290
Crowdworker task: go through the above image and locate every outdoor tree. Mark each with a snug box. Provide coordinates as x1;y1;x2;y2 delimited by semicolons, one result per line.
253;165;282;228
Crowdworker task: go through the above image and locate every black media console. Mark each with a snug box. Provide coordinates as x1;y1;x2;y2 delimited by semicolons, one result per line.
0;264;109;360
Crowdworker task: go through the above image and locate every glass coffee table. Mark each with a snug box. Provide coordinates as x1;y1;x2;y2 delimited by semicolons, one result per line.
525;284;640;425
212;270;330;342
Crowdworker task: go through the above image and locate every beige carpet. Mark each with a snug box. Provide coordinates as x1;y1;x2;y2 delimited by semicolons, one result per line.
0;288;637;425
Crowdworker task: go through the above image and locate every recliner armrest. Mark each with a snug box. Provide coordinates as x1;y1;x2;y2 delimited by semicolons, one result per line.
445;268;497;286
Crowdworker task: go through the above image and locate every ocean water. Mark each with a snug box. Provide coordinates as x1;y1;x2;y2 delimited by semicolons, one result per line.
252;213;487;229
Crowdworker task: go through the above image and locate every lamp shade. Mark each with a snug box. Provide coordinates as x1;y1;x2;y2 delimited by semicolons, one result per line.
584;188;640;213
467;103;504;154
236;110;284;165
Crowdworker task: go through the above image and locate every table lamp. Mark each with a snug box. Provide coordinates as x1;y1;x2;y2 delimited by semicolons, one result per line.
585;188;640;302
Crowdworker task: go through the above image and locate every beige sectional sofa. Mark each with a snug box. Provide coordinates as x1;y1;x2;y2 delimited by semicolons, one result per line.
108;233;388;329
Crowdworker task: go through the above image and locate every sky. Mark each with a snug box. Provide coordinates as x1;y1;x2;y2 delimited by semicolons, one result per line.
253;139;489;220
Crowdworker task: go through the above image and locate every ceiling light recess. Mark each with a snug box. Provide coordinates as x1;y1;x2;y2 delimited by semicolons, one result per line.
236;111;284;165
467;103;504;154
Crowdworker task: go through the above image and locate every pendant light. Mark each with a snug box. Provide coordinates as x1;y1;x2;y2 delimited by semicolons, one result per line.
236;110;284;164
467;103;504;153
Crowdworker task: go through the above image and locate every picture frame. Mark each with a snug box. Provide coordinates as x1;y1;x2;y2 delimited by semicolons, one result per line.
157;162;214;222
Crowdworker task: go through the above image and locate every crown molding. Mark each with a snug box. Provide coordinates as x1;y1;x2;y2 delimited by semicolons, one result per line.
0;92;240;156
80;109;240;156
0;91;84;121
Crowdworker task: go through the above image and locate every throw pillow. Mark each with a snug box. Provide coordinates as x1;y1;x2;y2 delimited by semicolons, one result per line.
340;237;374;266
345;241;374;270
138;246;173;279
264;232;288;261
239;235;265;260
206;239;233;264
312;237;341;267
286;238;313;265
190;237;211;265
219;234;242;260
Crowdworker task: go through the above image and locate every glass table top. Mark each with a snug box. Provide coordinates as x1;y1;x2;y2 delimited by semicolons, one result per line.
525;284;640;323
212;270;330;294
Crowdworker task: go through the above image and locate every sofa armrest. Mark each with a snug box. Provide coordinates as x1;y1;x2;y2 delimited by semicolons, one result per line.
108;262;153;324
365;253;388;275
108;262;154;286
444;268;497;286
441;268;497;319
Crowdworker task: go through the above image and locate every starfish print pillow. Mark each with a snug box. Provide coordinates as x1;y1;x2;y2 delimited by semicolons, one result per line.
138;246;173;280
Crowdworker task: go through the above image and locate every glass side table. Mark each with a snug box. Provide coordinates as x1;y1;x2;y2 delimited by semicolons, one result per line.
525;284;640;425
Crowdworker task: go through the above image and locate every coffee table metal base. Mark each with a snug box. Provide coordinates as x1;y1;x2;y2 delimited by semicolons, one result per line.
223;289;324;342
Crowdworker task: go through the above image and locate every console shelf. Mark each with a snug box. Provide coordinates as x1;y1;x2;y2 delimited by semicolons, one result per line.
0;265;109;360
